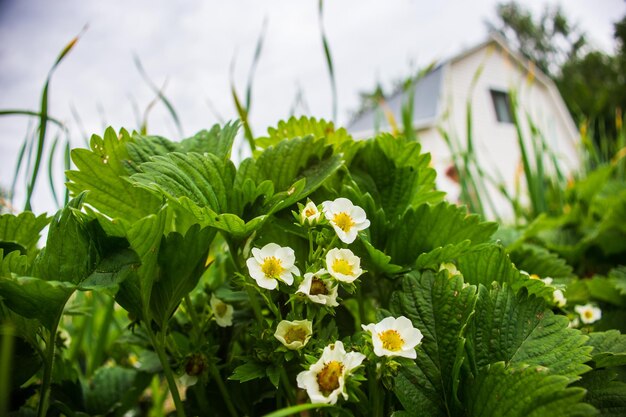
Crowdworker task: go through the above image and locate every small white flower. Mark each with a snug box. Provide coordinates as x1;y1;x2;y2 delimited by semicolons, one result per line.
568;317;580;328
296;341;365;405
575;303;602;324
297;269;339;306
210;294;234;327
274;319;313;350
301;201;322;225
362;316;423;359
178;373;198;387
439;262;461;277
326;248;363;283
322;198;370;244
246;243;300;290
552;289;567;307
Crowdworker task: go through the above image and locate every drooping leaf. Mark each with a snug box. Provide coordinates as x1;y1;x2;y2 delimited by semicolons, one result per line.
229;361;267;383
463;362;597;417
0;212;49;255
66;127;162;221
150;225;215;327
390;271;478;416
466;284;591;381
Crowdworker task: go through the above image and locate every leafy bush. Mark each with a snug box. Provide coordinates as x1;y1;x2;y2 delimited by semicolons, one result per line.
1;117;625;417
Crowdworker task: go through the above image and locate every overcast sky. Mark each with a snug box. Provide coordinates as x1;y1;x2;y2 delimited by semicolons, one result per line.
1;0;624;213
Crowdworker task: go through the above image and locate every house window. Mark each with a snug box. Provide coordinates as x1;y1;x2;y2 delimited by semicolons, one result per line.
490;89;514;124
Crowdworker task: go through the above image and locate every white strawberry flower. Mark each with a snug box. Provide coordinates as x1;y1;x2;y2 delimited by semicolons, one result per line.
575;303;602;324
296;341;365;405
274;319;313;350
246;243;300;290
552;289;567;307
439;262;461;277
325;248;363;283
322;198;370;244
297;269;339;306
362;316;423;359
300;201;322;225
210;294;234;327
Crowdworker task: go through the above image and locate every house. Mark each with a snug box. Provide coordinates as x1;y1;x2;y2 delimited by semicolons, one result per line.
348;33;580;220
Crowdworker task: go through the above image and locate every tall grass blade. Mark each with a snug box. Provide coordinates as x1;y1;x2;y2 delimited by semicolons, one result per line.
133;55;184;138
0;110;65;129
47;133;61;207
230;54;255;152
10;121;33;204
0;323;15;417
24;28;84;211
70;103;89;147
64;139;71;205
140;80;168;135
318;0;337;122
246;17;268;112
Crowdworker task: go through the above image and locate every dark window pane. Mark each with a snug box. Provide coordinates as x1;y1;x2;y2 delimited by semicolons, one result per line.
490;90;513;124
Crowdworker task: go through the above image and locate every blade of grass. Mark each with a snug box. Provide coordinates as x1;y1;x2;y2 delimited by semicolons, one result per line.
230;54;255;153
46;133;61;207
133;55;184;138
24;27;85;211
69;103;89;147
245;17;268;112
64;139;71;205
10;120;34;203
0;110;65;129
318;0;337;122
140;80;168;135
0;323;15;417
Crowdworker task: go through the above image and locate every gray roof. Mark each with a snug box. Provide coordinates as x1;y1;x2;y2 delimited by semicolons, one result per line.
348;63;444;135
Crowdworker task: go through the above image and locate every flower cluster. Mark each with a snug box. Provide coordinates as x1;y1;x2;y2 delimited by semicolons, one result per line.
239;197;423;404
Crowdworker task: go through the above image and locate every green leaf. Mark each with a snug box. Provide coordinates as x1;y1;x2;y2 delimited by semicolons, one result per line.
390;271;478;416
414;241;472;270
464;362;597;417
0;276;74;329
575;369;626;417
466;284;591;381
349;134;444;220
150;225;215;326
0;212;49;255
66;127;162;221
0;249;29;277
229;361;267;382
609;266;626;296
458;244;555;299
83;366;147;415
131;152;235;214
115;210;168;321
509;243;574;279
586;330;626;368
178;121;240;160
79;248;140;293
386;203;497;266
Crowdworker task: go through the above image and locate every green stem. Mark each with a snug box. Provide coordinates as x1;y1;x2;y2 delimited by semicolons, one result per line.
355;285;364;330
89;294;115;376
0;322;15;416
210;364;238;417
368;363;382;417
37;315;61;417
183;295;201;344
279;366;296;406
146;326;187;417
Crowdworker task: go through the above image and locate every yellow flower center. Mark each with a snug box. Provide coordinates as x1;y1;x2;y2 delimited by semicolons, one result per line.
379;329;404;351
333;212;355;232
284;327;308;344
317;361;344;396
305;207;317;218
261;257;284;278
332;259;353;276
584;310;594;320
310;278;328;295
530;274;540;280
215;303;227;317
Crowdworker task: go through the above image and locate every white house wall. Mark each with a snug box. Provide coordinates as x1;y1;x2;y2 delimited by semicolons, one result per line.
420;43;580;220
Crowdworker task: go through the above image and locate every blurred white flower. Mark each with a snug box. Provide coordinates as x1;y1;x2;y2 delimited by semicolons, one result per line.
296;341;365;404
246;243;300;290
210;294;234;327
439;262;461;277
575;303;602;324
274;319;313;350
552;289;567;308
297;269;339;306
326;248;363;283
362;316;423;359
322;198;370;244
300;201;322;225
